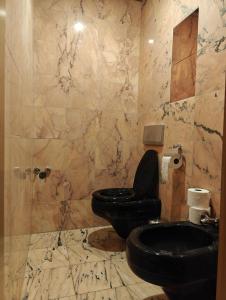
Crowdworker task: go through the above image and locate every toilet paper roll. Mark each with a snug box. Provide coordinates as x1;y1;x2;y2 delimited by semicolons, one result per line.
187;188;211;208
169;154;183;169
189;206;211;225
161;156;171;183
161;155;183;183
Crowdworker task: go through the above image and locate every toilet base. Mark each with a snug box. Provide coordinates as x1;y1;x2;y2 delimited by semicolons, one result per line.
163;278;216;300
92;197;161;239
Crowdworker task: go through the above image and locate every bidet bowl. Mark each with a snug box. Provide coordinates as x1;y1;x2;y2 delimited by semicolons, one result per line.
126;222;218;300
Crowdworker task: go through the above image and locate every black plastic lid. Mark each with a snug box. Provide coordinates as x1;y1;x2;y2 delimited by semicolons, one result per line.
133;150;159;199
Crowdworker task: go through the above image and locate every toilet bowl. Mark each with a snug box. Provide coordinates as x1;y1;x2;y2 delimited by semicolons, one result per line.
92;150;161;238
126;222;218;300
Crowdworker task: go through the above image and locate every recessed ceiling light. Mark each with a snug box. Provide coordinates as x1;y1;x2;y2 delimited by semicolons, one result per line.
148;39;154;44
73;22;85;32
0;9;6;17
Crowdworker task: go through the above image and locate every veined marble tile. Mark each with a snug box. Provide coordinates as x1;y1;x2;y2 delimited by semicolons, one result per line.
22;227;164;300
71;260;111;294
62;200;108;231
139;0;225;221
115;282;163;299
31;0;141;234
65;227;125;265
26;246;69;271
53;283;164;300
31;202;61;233
77;289;116;300
71;259;143;295
29;231;65;250
35;107;66;139
33;170;74;204
22;266;75;300
192;89;225;216
53;297;77;300
110;260;143;288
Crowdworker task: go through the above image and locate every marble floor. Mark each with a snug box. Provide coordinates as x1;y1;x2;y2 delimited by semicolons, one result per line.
21;226;165;300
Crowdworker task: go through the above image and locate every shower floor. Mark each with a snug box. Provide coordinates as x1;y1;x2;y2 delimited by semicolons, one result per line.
21;226;165;300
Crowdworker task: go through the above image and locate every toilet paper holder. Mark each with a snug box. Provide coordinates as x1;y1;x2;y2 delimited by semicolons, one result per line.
170;144;183;158
165;144;183;160
200;212;219;227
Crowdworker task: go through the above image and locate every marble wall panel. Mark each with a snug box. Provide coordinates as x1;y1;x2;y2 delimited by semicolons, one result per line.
4;0;34;298
161;98;196;220
196;0;226;95
32;0;141;233
192;89;224;216
139;0;226;220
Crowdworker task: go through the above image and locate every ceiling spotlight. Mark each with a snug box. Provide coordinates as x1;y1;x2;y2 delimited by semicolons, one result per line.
73;22;85;32
0;9;6;17
148;39;154;44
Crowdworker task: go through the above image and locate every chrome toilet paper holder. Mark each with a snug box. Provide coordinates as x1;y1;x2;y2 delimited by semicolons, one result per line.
165;144;183;160
171;144;182;157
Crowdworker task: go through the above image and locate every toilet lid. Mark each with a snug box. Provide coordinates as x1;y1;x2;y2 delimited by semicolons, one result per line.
133;150;159;199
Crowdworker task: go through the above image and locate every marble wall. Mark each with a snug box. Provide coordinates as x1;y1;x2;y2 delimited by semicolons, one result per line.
139;0;226;220
32;0;141;233
0;0;5;298
4;0;34;298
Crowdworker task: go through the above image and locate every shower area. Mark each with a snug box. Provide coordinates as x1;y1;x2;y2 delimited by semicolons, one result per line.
4;0;146;299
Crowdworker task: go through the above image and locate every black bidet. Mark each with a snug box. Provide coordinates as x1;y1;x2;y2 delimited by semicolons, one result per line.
126;222;218;300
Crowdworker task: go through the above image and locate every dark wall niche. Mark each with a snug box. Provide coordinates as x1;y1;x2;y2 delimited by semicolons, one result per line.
170;9;199;102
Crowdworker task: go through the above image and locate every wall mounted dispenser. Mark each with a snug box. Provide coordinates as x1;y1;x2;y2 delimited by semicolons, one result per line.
143;124;165;146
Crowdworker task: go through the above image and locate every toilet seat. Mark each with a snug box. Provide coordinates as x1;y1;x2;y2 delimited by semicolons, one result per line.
93;188;135;202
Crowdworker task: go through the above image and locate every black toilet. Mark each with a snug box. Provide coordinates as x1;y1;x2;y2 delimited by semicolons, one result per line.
92;150;161;238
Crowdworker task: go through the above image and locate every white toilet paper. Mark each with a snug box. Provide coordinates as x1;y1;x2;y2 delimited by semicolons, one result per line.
170;154;183;169
187;188;211;208
161;156;171;183
161;155;183;183
189;206;211;225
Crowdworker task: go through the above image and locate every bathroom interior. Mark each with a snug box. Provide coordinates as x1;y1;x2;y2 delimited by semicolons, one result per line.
0;0;226;299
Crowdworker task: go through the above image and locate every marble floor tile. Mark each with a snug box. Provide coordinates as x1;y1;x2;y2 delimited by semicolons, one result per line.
62;227;111;246
64;226;126;265
22;227;164;300
22;266;75;300
71;259;143;295
29;231;65;250
76;289;116;300
52;297;77;300
26;245;69;271
110;260;143;288
115;282;163;299
53;283;164;300
71;260;111;294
